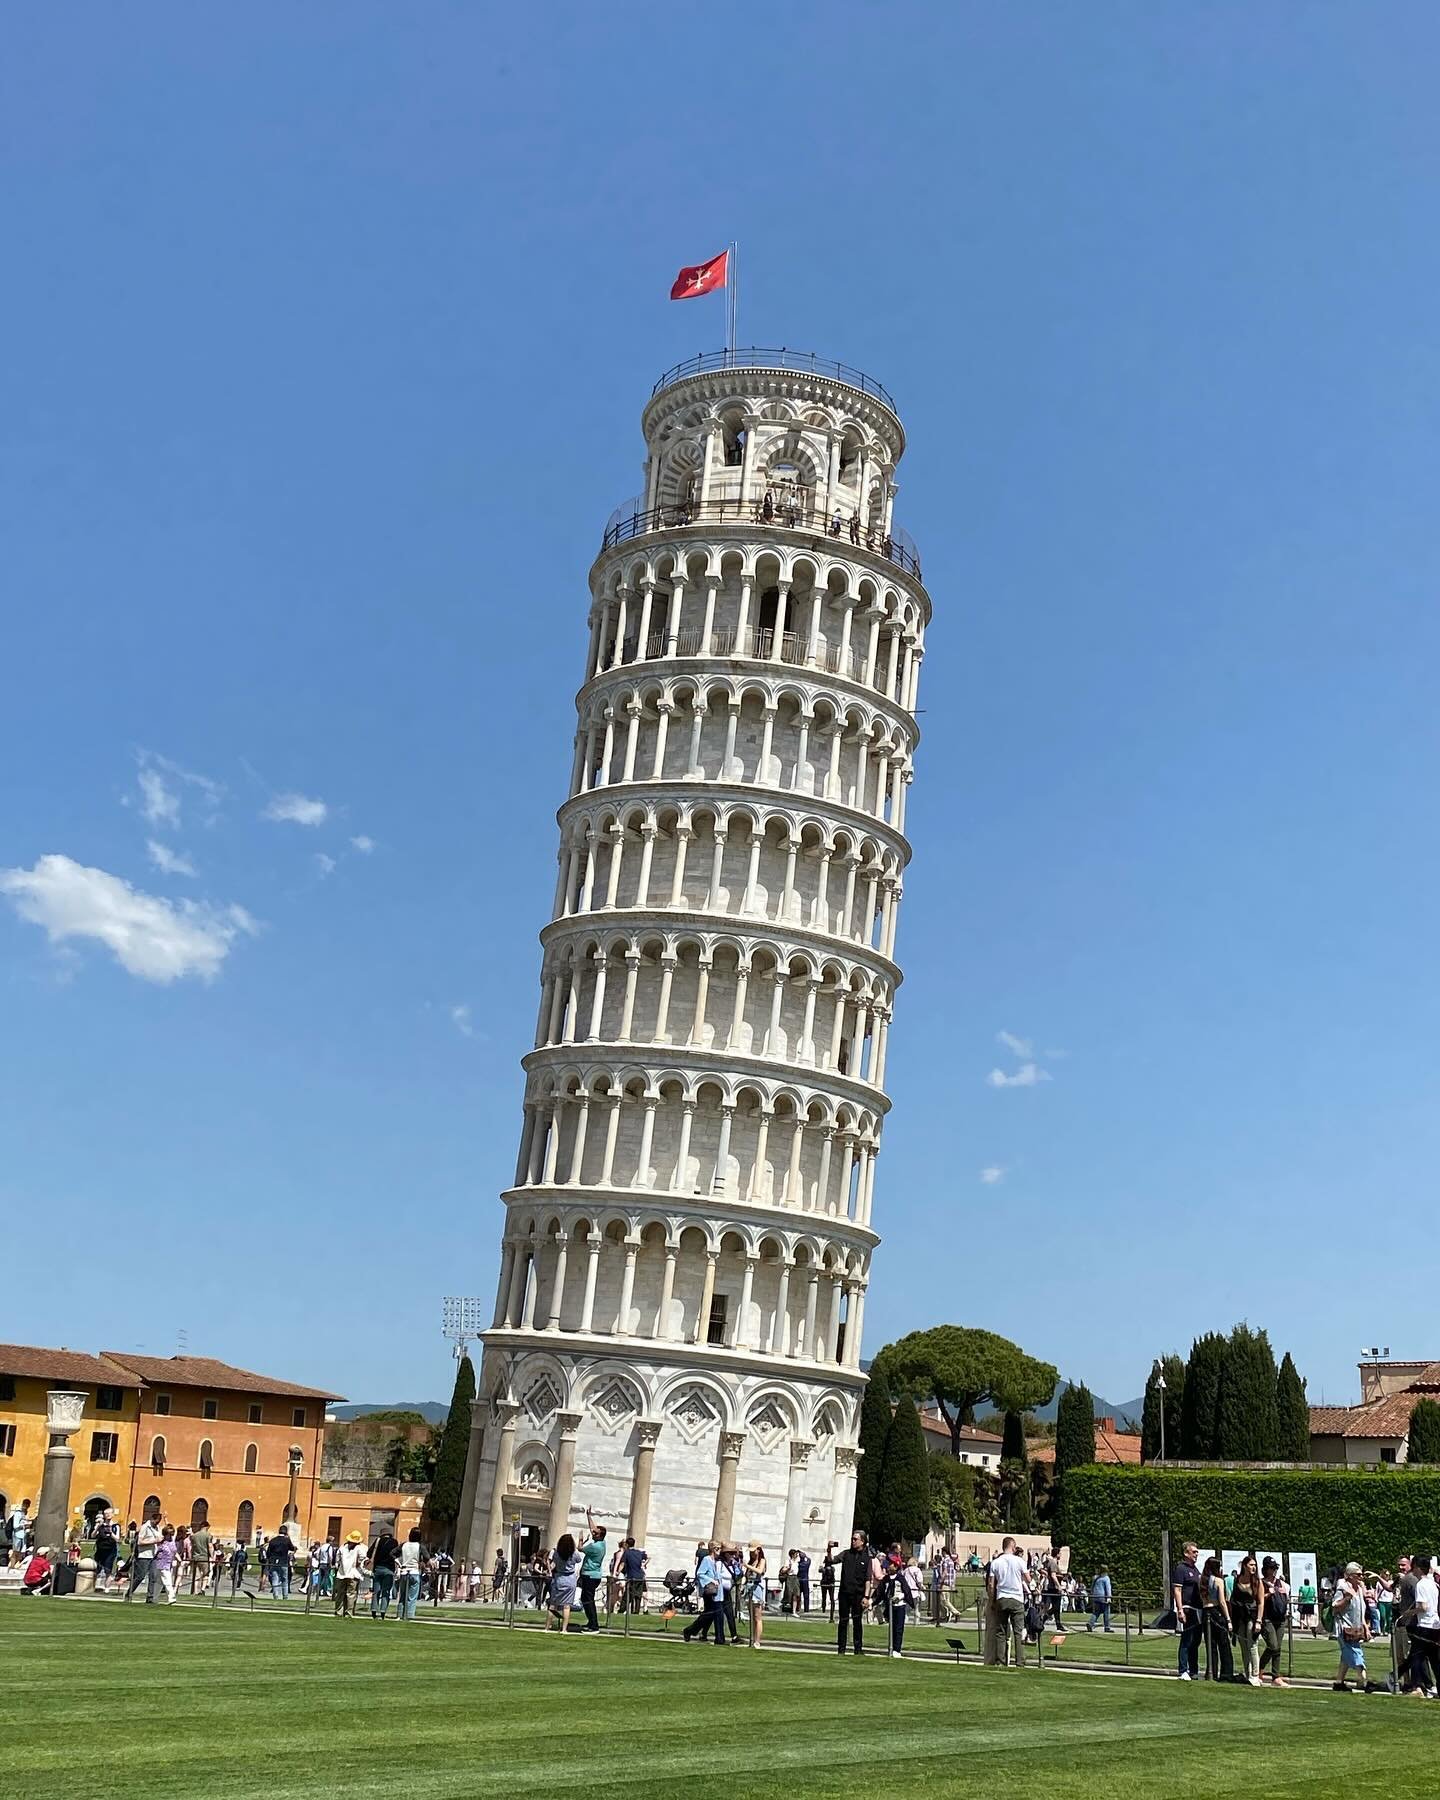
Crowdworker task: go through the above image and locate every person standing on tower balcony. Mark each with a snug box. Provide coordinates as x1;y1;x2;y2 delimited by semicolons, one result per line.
577;1509;607;1634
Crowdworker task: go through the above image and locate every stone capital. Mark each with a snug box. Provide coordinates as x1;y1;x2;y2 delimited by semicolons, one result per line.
834;1444;862;1473
789;1437;816;1470
556;1410;584;1437
635;1418;663;1451
492;1399;521;1428
719;1430;747;1462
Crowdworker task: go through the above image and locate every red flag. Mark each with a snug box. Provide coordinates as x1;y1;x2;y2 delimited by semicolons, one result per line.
670;251;729;301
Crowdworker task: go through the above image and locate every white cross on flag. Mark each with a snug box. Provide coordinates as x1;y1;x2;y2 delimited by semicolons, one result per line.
670;250;729;300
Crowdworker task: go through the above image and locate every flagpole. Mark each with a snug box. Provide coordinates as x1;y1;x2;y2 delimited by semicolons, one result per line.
729;240;738;355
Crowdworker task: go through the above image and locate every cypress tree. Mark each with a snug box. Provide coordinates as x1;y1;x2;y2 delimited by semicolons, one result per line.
1180;1333;1226;1459
871;1395;930;1547
1215;1323;1280;1460
1407;1398;1440;1465
1053;1382;1095;1542
1055;1383;1095;1478
853;1373;893;1536
1001;1408;1028;1464
1141;1355;1185;1462
425;1354;475;1542
1275;1352;1311;1460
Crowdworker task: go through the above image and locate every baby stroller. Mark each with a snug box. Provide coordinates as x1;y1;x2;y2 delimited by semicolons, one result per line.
663;1569;698;1613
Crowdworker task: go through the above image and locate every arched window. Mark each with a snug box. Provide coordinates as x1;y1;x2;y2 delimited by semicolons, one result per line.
190;1498;209;1530
143;1493;162;1523
149;1434;166;1472
235;1500;254;1544
243;1443;258;1474
198;1438;214;1476
83;1495;113;1531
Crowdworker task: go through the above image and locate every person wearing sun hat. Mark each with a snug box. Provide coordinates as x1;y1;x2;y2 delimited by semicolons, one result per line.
334;1531;367;1618
1331;1561;1371;1692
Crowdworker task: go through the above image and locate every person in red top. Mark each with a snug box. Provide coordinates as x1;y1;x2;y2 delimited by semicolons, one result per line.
21;1548;54;1595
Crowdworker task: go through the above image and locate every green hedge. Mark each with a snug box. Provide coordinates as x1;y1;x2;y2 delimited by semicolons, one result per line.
1065;1465;1440;1593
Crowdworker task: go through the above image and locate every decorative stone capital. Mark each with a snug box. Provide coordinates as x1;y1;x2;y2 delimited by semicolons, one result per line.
492;1399;521;1429
468;1397;488;1430
719;1431;747;1462
835;1444;862;1473
789;1438;816;1470
636;1418;663;1451
556;1410;584;1438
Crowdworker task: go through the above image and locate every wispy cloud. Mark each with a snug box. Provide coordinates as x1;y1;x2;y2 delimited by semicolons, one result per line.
0;855;258;984
349;835;375;854
263;792;328;827
979;1165;1007;1185
130;750;224;831
450;1003;474;1038
996;1030;1033;1058
147;839;197;878
986;1062;1051;1089
313;852;337;879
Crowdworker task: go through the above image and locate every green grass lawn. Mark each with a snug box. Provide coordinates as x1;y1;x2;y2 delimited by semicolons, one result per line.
6;1598;1435;1799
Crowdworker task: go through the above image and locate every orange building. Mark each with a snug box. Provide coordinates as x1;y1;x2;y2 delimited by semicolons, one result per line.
0;1344;144;1537
99;1353;343;1543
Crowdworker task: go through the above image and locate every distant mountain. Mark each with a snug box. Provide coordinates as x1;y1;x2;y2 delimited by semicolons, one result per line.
1032;1381;1143;1427
330;1400;448;1424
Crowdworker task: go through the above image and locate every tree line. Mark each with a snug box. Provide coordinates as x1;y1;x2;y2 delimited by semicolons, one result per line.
1140;1325;1309;1462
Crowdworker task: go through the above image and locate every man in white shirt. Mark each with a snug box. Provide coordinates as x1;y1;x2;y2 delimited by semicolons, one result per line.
334;1532;367;1618
1408;1553;1440;1698
986;1536;1029;1668
124;1516;163;1602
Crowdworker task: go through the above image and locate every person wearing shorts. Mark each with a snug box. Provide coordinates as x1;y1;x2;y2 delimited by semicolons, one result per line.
1331;1562;1371;1692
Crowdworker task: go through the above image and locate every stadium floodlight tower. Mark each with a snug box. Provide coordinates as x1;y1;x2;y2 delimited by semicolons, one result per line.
458;347;930;1577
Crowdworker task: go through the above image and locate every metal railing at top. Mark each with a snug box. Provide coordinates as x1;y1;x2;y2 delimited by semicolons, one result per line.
652;348;897;412
604;621;871;684
601;496;922;583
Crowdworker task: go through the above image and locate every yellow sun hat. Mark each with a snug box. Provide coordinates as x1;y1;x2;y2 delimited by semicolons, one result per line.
345;1530;364;1544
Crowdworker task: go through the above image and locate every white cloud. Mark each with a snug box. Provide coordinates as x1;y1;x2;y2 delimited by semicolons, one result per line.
313;852;337;879
986;1062;1051;1089
0;855;258;984
996;1030;1033;1058
349;835;375;854
137;767;180;829
450;1003;474;1038
146;839;197;878
979;1165;1007;1185
130;750;224;830
263;792;328;827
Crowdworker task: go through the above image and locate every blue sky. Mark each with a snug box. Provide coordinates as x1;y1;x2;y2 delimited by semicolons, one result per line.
4;4;1436;1409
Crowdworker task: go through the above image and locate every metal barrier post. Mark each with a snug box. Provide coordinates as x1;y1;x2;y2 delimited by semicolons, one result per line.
1286;1605;1293;1681
1123;1600;1130;1665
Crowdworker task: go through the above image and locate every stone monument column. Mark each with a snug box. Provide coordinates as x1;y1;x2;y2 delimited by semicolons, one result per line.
627;1419;661;1543
480;1400;520;1570
547;1410;585;1544
34;1390;86;1550
711;1430;746;1542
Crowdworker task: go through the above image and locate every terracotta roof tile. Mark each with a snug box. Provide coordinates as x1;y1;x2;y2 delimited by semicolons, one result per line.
100;1352;343;1402
1310;1397;1416;1440
0;1343;141;1386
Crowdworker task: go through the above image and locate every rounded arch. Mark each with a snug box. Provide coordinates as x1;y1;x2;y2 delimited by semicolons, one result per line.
235;1500;255;1543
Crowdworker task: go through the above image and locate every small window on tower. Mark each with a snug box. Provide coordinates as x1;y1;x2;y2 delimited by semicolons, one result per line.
706;1293;729;1346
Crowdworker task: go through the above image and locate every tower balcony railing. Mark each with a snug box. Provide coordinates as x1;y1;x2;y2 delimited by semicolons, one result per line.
651;347;897;413
601;621;868;684
601;495;922;583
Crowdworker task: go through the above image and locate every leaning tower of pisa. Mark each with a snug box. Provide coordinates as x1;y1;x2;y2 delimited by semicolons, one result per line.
458;349;929;1578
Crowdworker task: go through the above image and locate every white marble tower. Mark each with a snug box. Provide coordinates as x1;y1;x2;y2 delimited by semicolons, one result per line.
458;349;929;1577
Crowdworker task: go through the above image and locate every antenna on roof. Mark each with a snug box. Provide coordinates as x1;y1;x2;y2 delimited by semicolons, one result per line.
177;1328;189;1357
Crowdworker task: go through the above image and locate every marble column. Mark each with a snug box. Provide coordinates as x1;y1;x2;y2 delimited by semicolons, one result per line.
711;1430;746;1542
454;1396;488;1562
781;1438;815;1557
547;1410;584;1545
628;1419;662;1543
479;1400;521;1571
829;1444;861;1543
